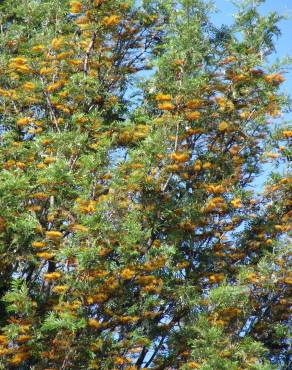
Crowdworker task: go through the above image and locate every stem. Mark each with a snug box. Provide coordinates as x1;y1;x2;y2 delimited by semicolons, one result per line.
84;32;97;75
161;120;180;192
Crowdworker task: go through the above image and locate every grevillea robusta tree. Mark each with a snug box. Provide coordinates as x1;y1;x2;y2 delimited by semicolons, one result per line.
0;0;291;369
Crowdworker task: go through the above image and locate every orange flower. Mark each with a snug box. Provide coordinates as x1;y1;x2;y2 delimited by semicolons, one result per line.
52;285;69;294
247;272;258;283
0;335;8;345
46;80;66;93
239;111;251;120
208;273;224;283
88;319;102;329
185;111;201;121
76;199;97;214
102;15;121;27
206;184;225;194
187;363;201;369
45;230;63;239
167;164;181;171
218;121;228;131
265;73;285;85
114;357;127;365
17;117;32;127
93;0;103;6
119;315;139;323
220;56;237;64
10;57;27;64
87;293;108;304
283;130;292;138
0;88;17;99
70;1;83;14
202;161;211;169
23;82;36;91
31;192;49;200
170;152;190;163
43;157;56;164
10;63;30;74
15;162;26;170
68;59;83;67
155;93;172;102
36;252;54;260
266;152;280;159
120;268;135;280
186;99;203;109
57;51;74;60
36;163;46;169
31;44;45;53
9;353;30;365
284;277;292;285
158;102;175;111
51;37;64;50
44;272;62;281
193;160;202;171
230;198;242;208
69;224;89;233
40;67;55;75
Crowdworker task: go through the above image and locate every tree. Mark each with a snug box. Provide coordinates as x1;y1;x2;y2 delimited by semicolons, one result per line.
0;0;291;368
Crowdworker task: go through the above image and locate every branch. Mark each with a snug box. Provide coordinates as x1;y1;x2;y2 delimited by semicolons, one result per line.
144;336;166;368
135;346;148;368
238;290;284;338
40;76;60;133
161;120;180;192
84;32;97;75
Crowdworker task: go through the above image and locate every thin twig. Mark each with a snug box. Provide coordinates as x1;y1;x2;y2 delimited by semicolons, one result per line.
84;32;97;75
40;76;60;133
161;120;180;192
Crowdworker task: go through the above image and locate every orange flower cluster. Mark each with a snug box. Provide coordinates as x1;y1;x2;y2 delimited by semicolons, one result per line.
70;1;83;14
102;15;121;27
45;231;63;239
9;57;30;74
265;73;285;85
44;272;62;281
185;111;201;121
158;102;175;111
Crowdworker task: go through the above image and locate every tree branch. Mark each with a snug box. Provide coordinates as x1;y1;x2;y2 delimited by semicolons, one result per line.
84;32;97;75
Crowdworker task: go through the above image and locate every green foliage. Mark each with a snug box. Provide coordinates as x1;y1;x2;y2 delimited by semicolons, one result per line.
41;311;86;332
2;280;33;315
0;0;290;368
209;284;249;309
